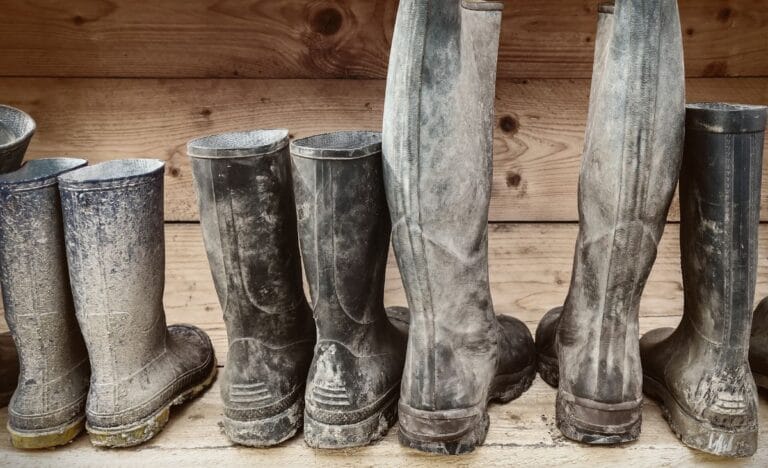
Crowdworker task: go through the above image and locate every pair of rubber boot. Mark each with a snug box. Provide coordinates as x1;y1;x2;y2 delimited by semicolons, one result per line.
187;130;407;448
0;158;216;449
534;0;768;458
0;104;36;408
382;0;537;455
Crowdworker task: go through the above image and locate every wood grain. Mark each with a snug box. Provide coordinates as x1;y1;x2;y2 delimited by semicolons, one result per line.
0;0;766;79
2;222;768;466
1;77;766;222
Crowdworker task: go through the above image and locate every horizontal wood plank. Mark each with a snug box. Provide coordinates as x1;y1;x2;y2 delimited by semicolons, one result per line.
2;223;768;466
1;77;766;222
0;0;766;79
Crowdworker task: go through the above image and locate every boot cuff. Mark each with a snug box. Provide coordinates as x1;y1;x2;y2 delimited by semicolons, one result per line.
0;105;36;153
0;158;87;192
58;159;164;191
597;2;615;14
187;129;289;159
686;103;768;134
290;131;381;160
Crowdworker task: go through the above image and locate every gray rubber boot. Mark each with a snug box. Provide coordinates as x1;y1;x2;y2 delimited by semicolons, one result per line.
187;130;315;447
534;0;685;444
641;103;767;458
58;160;217;448
290;131;408;449
0;105;35;173
383;1;536;455
0;332;18;407
0;159;90;449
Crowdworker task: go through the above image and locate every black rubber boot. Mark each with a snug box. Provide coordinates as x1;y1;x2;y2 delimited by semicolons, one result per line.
641;103;767;458
383;1;536;455
58;160;217;448
188;130;315;447
0;159;90;449
0;332;18;407
0;105;35;173
535;0;685;445
290;131;408;449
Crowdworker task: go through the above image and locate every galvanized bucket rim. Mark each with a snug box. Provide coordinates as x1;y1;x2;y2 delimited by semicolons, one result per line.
58;159;164;190
290;131;382;161
0;158;87;190
187;129;289;159
0;105;36;152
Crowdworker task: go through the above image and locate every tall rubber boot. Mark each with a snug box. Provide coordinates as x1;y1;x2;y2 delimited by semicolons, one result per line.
641;103;767;457
0;159;89;449
0;105;35;173
58;160;217;448
383;1;537;455
187;130;315;447
290;131;408;448
534;0;685;444
0;332;19;407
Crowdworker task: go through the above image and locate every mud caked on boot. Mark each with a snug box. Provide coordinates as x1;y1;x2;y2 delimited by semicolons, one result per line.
290;131;408;449
58;160;217;448
0;159;90;449
383;0;536;455
640;103;767;458
534;0;685;444
188;130;315;447
0;332;19;407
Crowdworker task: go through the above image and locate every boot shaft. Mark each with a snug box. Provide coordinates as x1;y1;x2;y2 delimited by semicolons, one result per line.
58;160;167;386
0;105;35;174
290;132;390;340
680;103;767;351
0;159;88;380
188;130;309;345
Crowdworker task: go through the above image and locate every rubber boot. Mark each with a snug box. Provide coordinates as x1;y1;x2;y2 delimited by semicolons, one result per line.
640;103;767;458
0;332;19;407
187;130;315;447
534;0;685;444
57;160;217;448
0;105;35;173
750;296;768;391
0;159;90;449
290;131;408;449
383;1;537;455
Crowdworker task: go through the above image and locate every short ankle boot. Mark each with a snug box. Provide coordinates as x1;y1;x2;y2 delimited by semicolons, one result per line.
0;332;19;407
187;130;315;447
0;159;90;449
0;105;35;173
641;103;767;457
383;0;537;455
58;160;217;448
290;131;408;449
535;0;685;444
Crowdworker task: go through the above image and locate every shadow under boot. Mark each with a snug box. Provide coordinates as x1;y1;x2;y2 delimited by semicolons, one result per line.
641;103;767;458
187;130;315;447
0;159;90;449
58;160;217;448
0;332;18;407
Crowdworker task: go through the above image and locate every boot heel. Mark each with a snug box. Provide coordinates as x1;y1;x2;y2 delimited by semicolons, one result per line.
397;403;489;455
303;394;398;449
223;397;303;447
556;392;641;444
643;374;758;457
8;417;85;450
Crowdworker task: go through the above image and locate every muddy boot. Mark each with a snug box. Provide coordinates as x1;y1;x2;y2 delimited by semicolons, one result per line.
0;105;35;173
750;297;768;391
290;131;408;449
383;1;536;455
640;103;767;457
0;332;18;407
187;130;315;447
534;0;685;445
0;159;90;449
57;160;217;448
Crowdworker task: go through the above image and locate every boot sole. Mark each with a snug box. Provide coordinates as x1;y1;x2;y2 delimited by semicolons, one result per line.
537;353;558;388
556;391;641;445
8;416;85;449
643;373;757;457
223;397;304;447
303;391;398;449
398;363;536;455
87;360;218;448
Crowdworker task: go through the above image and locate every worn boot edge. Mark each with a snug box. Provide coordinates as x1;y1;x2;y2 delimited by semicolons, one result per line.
555;391;642;445
644;374;757;457
8;416;85;450
223;396;304;448
304;392;398;449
